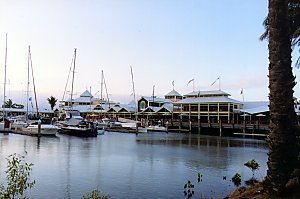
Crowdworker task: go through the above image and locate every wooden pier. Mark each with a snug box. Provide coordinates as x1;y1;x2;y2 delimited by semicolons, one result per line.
158;120;269;138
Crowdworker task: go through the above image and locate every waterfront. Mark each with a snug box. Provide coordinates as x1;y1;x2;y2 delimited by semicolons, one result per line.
0;132;268;199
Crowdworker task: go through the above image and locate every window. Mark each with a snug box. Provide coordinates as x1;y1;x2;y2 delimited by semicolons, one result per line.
140;101;145;110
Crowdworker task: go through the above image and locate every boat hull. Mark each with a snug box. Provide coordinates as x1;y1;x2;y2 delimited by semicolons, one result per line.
59;126;97;137
22;124;59;136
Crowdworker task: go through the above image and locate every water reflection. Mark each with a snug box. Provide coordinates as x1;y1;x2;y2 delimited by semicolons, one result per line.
0;132;268;199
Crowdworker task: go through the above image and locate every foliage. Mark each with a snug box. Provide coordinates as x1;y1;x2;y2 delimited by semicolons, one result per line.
244;159;260;177
0;153;35;199
183;180;194;199
47;96;58;111
82;189;110;199
2;99;24;109
231;173;242;187
2;99;13;108
260;0;300;68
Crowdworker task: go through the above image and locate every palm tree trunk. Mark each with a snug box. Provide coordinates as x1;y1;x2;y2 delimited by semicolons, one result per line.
265;0;298;195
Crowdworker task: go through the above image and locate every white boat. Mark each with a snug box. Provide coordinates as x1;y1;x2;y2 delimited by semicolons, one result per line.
9;115;39;130
0;117;12;133
22;123;59;136
147;125;167;132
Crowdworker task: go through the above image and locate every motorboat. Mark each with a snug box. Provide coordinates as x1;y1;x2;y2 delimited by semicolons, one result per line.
22;123;59;136
59;120;98;137
146;125;167;132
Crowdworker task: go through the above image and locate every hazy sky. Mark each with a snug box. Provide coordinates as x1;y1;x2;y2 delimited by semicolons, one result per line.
1;0;299;108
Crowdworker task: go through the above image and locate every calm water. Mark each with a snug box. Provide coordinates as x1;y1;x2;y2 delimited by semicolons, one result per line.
0;132;268;199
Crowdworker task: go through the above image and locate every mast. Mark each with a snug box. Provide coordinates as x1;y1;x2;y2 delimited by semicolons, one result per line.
130;66;138;132
70;48;76;110
29;47;39;117
26;46;30;123
3;34;7;127
100;70;103;118
62;53;75;102
103;72;110;109
152;85;155;106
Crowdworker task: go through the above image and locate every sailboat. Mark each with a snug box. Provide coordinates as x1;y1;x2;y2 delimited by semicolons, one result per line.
129;66;147;133
20;46;59;136
0;34;12;132
58;49;97;137
96;70;106;135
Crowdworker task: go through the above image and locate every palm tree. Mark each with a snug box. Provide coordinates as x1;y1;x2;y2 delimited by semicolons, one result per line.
2;99;13;108
265;0;299;195
260;0;300;68
47;96;57;111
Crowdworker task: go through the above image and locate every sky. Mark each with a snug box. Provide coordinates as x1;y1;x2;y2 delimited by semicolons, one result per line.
0;0;299;109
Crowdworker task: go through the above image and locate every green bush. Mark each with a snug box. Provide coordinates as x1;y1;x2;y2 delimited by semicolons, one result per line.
82;189;110;199
0;153;35;199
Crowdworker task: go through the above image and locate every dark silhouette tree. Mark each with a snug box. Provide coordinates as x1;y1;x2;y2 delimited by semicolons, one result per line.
2;99;13;108
47;96;57;111
264;0;299;195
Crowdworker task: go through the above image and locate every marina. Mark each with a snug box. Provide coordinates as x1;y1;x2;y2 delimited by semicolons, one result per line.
1;88;287;138
0;132;268;199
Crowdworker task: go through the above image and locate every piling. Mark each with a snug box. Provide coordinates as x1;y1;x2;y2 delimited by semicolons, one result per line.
38;119;41;137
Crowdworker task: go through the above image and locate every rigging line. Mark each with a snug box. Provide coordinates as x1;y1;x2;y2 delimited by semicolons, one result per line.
29;47;39;117
26;46;30;122
130;66;137;120
100;70;103;115
3;34;7;123
103;71;110;108
70;48;77;111
62;51;76;102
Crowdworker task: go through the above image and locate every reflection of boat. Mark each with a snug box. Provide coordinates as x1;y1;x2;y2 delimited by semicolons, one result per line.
147;125;167;132
97;127;105;135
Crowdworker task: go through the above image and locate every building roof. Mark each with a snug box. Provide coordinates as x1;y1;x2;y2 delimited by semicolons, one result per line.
140;96;172;104
70;104;111;113
242;101;269;109
165;89;182;97
142;106;161;113
241;106;269;114
174;96;241;104
80;90;93;97
184;90;230;97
